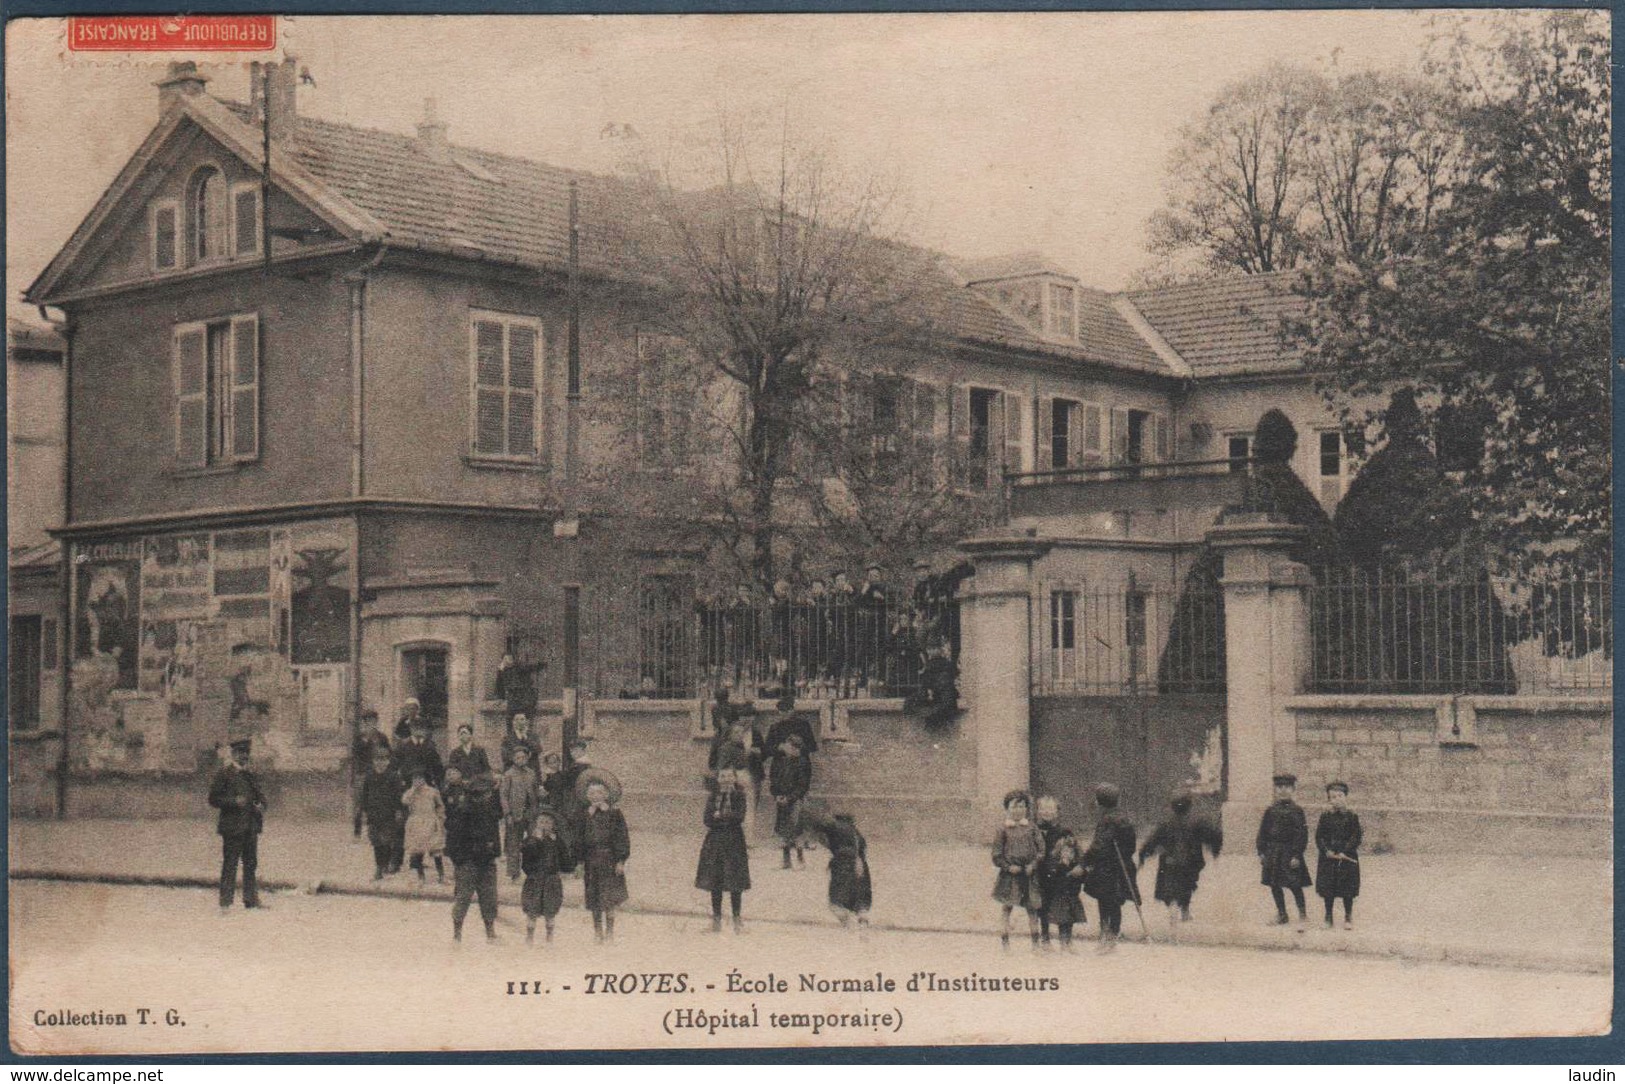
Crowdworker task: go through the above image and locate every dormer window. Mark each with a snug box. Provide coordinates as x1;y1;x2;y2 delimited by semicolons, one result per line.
1044;282;1077;339
188;165;228;263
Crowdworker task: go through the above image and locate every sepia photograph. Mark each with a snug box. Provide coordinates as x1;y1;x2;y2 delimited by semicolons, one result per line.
4;9;1613;1055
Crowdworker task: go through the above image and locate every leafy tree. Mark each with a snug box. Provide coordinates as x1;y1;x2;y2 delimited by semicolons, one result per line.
1293;11;1610;573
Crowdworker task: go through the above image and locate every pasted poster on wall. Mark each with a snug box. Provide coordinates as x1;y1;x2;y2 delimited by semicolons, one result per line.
290;521;353;664
139;534;211;698
213;528;273;651
74;543;141;690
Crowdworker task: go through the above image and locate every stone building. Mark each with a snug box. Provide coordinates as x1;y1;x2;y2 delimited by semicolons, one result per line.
22;61;1374;828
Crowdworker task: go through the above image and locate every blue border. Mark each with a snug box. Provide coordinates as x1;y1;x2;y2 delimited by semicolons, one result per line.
0;0;1619;1065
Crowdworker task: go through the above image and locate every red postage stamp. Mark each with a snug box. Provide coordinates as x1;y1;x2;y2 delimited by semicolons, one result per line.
67;15;276;52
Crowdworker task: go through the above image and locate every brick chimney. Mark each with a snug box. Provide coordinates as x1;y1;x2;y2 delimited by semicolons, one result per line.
250;57;300;143
156;61;209;114
415;97;449;161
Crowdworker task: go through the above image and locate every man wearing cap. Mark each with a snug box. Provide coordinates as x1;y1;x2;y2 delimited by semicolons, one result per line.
351;708;392;838
442;768;504;942
500;713;540;772
1256;773;1311;927
208;738;267;911
393;718;444;794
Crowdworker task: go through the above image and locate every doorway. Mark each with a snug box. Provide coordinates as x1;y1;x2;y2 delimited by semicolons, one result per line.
9;615;42;731
400;644;450;741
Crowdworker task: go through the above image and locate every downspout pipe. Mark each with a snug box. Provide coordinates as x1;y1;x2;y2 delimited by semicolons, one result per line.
341;242;386;758
41;305;74;819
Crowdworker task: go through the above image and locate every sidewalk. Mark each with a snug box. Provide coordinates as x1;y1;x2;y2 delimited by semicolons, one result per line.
9;817;1610;974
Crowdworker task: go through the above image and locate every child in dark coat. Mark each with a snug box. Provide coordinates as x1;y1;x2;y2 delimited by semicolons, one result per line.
769;734;812;869
520;808;569;944
1257;772;1311;927
1139;791;1224;923
579;780;631;943
696;765;752;933
820;812;873;931
359;747;405;879
991;790;1045;951
1039;830;1088;951
1034;795;1084;947
1315;781;1362;929
1082;783;1139;953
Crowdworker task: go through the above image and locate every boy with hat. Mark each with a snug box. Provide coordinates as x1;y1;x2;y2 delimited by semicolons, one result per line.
352;708;392;837
1257;773;1311;927
1081;783;1139;953
208;738;267;911
769;732;812;869
359;745;406;879
1315;782;1362;929
443;768;504;942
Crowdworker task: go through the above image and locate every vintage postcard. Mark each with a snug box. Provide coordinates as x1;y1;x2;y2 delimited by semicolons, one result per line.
5;10;1612;1055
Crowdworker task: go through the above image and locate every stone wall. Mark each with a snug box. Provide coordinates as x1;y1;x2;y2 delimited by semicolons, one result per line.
581;697;979;841
1282;694;1611;856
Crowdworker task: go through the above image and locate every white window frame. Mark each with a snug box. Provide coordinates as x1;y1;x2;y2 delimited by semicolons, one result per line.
150;198;181;272
1317;429;1351;505
468;309;544;463
1044;282;1078;340
229;182;262;259
1048;585;1080;683
187;162;230;266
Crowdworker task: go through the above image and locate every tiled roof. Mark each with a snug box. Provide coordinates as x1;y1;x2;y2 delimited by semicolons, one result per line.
960;250;1075;284
1126;272;1307;376
227;104;1180;378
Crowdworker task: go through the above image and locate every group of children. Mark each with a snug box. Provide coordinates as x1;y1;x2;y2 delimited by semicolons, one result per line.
991;775;1362;951
359;702;1359;948
698;694;874;933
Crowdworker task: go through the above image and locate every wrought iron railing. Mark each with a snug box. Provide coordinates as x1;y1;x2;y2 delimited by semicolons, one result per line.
1031;581;1225;696
1309;568;1611;695
585;588;961;701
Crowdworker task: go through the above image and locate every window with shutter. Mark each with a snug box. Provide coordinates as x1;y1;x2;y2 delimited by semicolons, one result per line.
1081;402;1103;459
231;184;260;258
1154;413;1171;463
152;201;179;271
1002;392;1025;476
230;315;260;461
469;312;544;461
1109;407;1132;465
173;325;208;468
1037;396;1055;471
172;312;264;469
1318;430;1345;505
636;332;696;469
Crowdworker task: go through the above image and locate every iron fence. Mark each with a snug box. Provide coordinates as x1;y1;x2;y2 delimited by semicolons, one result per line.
1309;568;1611;695
1032;582;1225;696
584;581;960;701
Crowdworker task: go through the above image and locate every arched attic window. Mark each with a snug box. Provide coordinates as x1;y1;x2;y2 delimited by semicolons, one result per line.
188;165;229;264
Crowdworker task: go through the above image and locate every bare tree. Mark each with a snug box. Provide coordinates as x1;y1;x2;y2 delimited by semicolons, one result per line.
1149;64;1319;276
590;118;979;588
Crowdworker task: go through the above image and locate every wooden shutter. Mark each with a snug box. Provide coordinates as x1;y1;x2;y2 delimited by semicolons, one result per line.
1037;396;1054;471
229;314;260;462
153;203;178;270
233;187;260;257
1002;392;1024;476
507;323;539;458
1110;407;1131;465
1080;402;1103;459
172;325;208;468
949;383;970;488
1154;413;1171;463
204;179;229;260
472;319;506;456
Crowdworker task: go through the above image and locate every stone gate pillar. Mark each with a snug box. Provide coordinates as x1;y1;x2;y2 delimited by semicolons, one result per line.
958;528;1052;816
1207;515;1312;835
